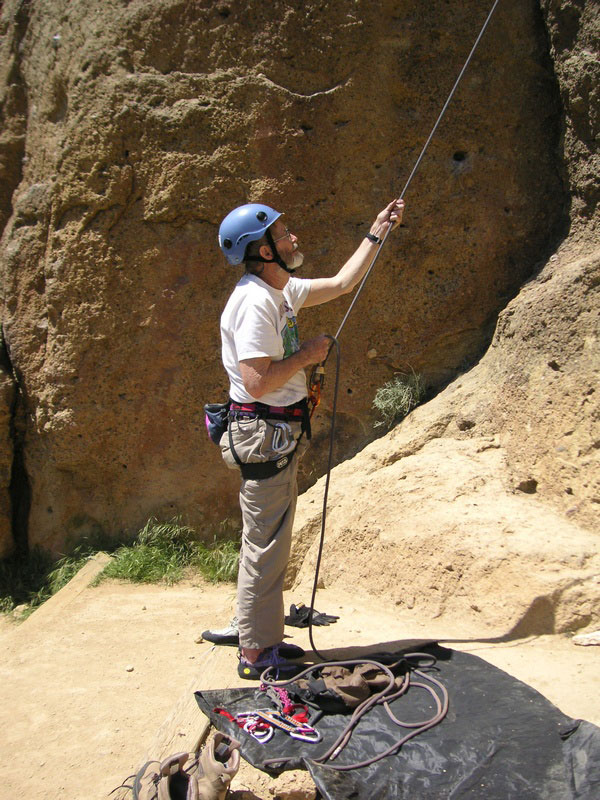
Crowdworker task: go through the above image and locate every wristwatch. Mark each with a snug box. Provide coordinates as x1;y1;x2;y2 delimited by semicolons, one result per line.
365;232;382;244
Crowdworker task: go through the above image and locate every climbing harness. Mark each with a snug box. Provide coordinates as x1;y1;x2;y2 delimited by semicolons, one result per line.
306;0;502;662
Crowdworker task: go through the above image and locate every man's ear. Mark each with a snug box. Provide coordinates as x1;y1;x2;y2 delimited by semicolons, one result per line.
259;243;274;262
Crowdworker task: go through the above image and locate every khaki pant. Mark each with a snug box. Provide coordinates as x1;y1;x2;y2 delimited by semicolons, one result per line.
221;416;308;650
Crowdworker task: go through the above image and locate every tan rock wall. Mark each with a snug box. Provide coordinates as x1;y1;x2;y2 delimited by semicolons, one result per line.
0;0;576;552
289;0;598;632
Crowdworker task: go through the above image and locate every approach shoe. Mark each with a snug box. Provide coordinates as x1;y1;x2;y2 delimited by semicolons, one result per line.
237;646;304;681
203;618;305;659
197;732;240;800
131;751;198;800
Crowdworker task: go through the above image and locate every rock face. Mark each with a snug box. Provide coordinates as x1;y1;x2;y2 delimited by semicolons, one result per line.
288;0;599;637
0;0;594;555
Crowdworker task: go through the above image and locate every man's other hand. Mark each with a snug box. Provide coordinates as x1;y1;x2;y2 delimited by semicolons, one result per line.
299;335;331;366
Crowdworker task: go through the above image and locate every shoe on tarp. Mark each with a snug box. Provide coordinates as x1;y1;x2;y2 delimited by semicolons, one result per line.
238;646;305;681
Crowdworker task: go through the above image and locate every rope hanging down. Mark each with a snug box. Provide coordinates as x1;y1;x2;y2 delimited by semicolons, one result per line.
307;0;502;660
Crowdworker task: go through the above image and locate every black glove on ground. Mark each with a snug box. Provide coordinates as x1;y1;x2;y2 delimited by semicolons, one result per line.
284;602;340;628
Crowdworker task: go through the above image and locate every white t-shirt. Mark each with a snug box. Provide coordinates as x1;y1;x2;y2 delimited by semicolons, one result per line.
220;273;312;406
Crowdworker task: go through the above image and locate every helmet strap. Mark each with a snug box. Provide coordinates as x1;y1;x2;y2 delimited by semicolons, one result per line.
244;227;296;274
264;227;296;274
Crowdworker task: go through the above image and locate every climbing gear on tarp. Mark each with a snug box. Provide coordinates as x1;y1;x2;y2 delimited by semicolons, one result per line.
111;733;241;800
197;645;600;800
218;203;282;265
196;647;450;783
284;603;339;628
259;652;448;771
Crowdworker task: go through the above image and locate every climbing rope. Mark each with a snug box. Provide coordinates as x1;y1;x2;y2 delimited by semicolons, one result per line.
306;0;502;659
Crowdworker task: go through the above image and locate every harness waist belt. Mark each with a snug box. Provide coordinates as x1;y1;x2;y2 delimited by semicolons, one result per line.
229;401;306;420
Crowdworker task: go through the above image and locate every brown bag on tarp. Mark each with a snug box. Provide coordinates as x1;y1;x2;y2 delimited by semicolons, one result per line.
294;663;406;713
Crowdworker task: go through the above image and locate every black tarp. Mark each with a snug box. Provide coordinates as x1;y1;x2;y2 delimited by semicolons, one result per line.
195;646;600;799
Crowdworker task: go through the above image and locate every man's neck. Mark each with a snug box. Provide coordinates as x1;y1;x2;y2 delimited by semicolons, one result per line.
255;262;290;290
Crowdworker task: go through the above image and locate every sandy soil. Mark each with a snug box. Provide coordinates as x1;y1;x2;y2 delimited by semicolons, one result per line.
0;577;598;800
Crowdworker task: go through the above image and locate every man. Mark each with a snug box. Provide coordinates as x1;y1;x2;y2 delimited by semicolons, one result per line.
215;197;405;679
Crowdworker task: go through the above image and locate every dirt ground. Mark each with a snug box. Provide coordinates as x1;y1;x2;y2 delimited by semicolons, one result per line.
1;575;599;800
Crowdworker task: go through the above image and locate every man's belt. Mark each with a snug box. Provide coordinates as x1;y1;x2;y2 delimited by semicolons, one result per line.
229;400;306;422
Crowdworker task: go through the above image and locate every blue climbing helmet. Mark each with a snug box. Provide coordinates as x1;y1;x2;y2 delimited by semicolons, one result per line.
218;203;282;266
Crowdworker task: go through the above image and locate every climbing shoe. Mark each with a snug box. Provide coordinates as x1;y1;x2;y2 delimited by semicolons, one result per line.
275;641;305;659
197;733;240;800
203;617;305;658
238;646;305;681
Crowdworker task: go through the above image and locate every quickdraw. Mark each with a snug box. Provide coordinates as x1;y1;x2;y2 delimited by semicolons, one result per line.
214;707;273;744
253;709;321;743
259;684;310;723
214;698;321;745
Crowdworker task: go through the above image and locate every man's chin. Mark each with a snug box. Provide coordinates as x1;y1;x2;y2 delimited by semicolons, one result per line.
286;251;304;271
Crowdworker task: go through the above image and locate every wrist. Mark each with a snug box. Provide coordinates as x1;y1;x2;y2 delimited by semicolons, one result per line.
365;231;382;244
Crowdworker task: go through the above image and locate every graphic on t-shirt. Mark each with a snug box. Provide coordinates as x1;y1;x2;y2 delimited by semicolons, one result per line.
281;301;300;358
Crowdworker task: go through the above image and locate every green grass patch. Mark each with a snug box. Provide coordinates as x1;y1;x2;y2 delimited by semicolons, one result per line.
373;371;426;429
1;518;240;619
193;538;240;583
98;517;240;586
